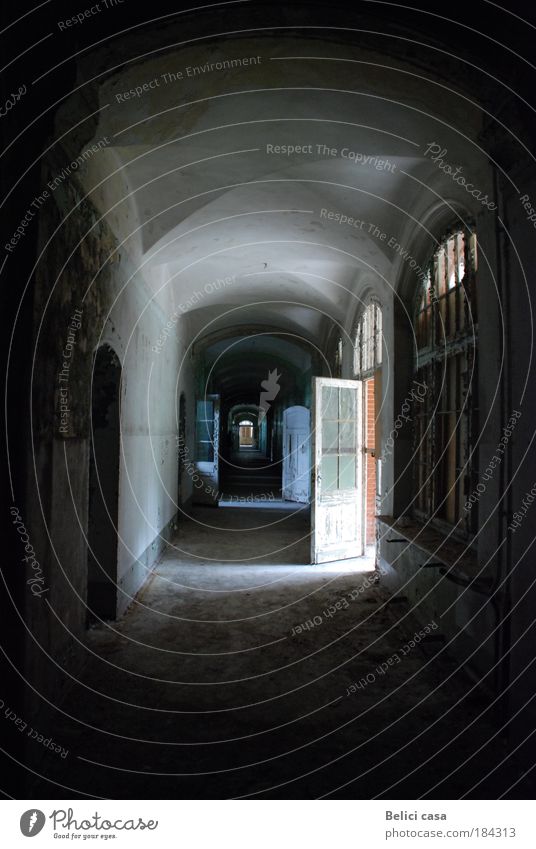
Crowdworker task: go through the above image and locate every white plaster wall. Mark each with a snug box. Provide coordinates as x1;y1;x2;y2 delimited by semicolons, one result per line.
99;263;195;615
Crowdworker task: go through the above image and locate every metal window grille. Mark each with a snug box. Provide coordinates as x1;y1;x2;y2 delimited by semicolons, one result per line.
354;301;383;378
413;228;478;538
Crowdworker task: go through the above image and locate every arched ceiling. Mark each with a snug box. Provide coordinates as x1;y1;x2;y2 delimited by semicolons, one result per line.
73;32;489;345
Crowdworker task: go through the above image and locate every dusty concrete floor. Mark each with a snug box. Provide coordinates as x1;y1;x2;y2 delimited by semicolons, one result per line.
28;507;535;799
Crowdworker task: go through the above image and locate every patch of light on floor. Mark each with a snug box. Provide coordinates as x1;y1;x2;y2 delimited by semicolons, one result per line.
315;555;376;574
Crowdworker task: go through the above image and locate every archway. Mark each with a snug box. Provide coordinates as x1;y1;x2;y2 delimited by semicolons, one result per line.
87;345;121;623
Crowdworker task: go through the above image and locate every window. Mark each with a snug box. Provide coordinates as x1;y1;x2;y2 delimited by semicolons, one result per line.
354;301;383;546
354;301;383;378
413;227;478;537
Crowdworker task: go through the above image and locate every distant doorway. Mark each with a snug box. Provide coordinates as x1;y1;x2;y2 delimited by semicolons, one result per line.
87;345;121;623
282;406;311;503
238;419;255;449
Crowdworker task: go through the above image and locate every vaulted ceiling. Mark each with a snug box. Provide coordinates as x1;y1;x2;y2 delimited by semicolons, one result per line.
69;31;489;349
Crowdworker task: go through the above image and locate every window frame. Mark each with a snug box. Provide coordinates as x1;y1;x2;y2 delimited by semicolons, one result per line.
412;225;478;540
353;299;383;379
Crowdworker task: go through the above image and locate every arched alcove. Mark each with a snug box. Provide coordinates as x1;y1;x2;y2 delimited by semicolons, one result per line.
87;344;122;623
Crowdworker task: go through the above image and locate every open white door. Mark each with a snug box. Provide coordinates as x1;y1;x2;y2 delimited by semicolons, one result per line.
193;394;220;505
311;377;363;564
282;406;311;503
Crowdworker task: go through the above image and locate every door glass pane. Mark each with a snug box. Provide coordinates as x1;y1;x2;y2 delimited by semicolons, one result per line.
323;421;339;453
197;400;213;420
321;455;338;492
339;420;356;452
339;387;356;420
339;454;357;489
199;419;214;441
322;386;339;419
196;399;214;462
